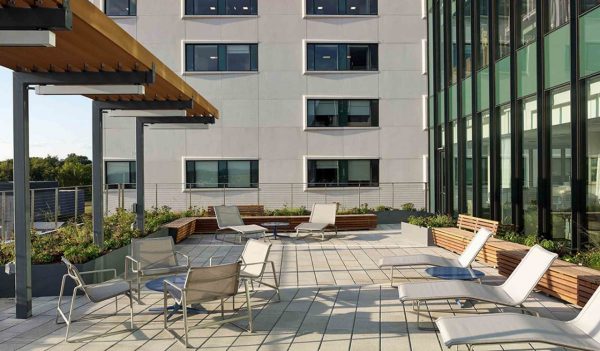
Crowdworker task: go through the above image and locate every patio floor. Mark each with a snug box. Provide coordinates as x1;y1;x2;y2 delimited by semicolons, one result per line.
0;225;580;350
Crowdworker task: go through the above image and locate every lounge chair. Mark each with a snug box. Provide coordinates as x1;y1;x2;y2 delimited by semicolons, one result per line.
214;205;267;243
56;257;133;342
125;236;190;300
209;239;280;301
163;262;253;348
379;227;493;286
435;286;600;351
398;245;558;329
294;203;338;240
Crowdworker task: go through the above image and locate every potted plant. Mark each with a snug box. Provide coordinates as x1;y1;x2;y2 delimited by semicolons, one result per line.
401;214;455;246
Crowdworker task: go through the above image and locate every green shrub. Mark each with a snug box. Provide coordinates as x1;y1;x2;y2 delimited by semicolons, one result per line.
63;243;102;264
145;206;182;234
401;203;416;211
407;214;455;228
338;203;373;215
265;205;310;216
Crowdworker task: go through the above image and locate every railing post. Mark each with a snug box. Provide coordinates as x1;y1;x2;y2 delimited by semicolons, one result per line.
30;189;35;227
74;186;79;221
324;184;328;203
358;183;361;208
54;188;59;229
257;183;260;206
155;183;158;209
222;184;226;205
188;183;192;209
290;183;294;208
392;183;395;208
425;182;428;211
104;184;109;216
1;192;5;241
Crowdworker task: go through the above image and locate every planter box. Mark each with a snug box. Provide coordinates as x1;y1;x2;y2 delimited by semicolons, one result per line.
192;214;377;234
401;222;433;246
432;228;600;307
376;210;430;224
0;228;168;298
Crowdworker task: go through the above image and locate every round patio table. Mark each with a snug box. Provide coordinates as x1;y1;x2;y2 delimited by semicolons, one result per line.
261;221;290;239
145;275;205;314
425;266;485;282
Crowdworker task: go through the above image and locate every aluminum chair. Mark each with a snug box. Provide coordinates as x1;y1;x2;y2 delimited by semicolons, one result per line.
163;262;252;348
294;203;338;240
56;257;133;342
214;205;267;243
379;227;493;286
125;236;190;300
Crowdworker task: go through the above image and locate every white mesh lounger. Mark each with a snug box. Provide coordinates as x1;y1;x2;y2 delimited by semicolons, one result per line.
214;205;267;243
379;228;492;286
397;245;558;329
294;203;338;240
435;285;600;351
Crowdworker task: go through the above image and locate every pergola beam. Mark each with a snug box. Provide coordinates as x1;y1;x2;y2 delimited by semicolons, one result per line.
0;2;72;31
0;30;56;47
35;85;145;95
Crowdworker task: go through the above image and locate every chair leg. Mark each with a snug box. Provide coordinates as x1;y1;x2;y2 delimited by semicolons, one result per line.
163;288;168;329
55;274;68;325
137;272;141;302
244;280;253;333
221;298;225;319
390;267;395;287
115;296;118;314
270;261;281;301
250;279;255;292
183;296;189;347
129;292;134;329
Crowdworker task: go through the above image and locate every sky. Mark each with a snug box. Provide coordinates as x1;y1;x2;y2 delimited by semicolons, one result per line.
0;66;93;161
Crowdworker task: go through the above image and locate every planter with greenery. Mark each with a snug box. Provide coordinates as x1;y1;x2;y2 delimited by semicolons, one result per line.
400;214;455;246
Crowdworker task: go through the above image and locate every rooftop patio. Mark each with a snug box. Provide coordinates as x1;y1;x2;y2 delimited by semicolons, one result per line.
0;225;580;350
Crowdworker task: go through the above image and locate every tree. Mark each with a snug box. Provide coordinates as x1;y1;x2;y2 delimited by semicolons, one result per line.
57;161;92;187
0;154;92;186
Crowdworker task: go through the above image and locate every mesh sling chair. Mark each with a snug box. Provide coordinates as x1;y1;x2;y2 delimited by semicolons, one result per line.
436;285;600;351
294;203;338;240
379;228;493;286
214;205;267;243
163;262;253;348
125;236;190;300
210;239;280;301
398;245;558;330
56;257;133;342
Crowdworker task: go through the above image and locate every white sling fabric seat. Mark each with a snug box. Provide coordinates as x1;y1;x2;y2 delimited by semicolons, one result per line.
294;203;338;240
214;205;267;242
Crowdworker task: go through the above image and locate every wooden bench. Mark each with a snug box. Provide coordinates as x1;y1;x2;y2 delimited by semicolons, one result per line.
207;205;265;217
432;214;500;254
163;217;197;243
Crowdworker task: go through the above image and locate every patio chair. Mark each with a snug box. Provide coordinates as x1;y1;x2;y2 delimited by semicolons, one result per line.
214;205;267;243
210;239;280;301
56;257;133;342
379;227;493;286
435;286;600;351
163;262;253;348
398;245;558;329
125;236;190;300
294;203;338;240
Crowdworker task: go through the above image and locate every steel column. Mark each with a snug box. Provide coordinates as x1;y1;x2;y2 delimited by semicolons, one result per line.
135;119;145;234
92;104;104;245
13;73;31;319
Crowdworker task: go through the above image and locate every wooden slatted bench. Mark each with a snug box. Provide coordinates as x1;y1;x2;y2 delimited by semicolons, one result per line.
163;217;197;243
432;214;500;254
207;205;265;217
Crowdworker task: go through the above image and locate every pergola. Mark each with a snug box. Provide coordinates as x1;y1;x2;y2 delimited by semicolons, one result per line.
0;0;219;319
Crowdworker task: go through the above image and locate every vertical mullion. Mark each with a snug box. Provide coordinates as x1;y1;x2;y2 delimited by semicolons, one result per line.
457;0;465;215
509;0;520;229
536;0;548;238
432;0;440;213
444;0;452;215
571;0;584;251
471;0;479;216
489;0;498;220
473;0;482;217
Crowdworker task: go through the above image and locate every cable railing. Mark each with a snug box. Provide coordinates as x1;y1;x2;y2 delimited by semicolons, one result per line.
0;182;428;242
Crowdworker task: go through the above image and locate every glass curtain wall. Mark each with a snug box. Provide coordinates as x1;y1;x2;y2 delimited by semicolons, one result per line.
466;116;474;214
587;76;600;246
481;111;491;217
499;105;512;224
453;121;459;214
496;0;510;59
522;97;538;234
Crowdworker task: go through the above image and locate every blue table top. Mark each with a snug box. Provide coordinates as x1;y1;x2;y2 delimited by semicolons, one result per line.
425;266;485;281
145;275;186;292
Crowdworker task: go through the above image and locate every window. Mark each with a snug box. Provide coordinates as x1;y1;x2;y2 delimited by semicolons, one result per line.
307;159;379;187
586;76;600;240
547;0;570;32
582;0;600;13
496;0;510;59
519;0;536;46
186;160;258;188
450;0;458;84
465;116;474;214
185;0;257;15
106;161;136;189
521;96;538;235
307;43;378;71
480;111;491;218
307;99;379;127
462;0;472;78
105;0;136;16
185;44;258;72
477;0;490;69
499;105;512;224
306;0;377;15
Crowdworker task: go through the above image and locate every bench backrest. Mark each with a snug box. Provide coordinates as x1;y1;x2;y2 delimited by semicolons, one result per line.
208;205;264;217
456;214;499;234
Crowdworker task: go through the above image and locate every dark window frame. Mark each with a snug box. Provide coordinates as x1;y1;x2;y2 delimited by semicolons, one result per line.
306;99;379;128
306;43;378;72
306;0;378;16
185;43;258;72
105;161;136;189
104;0;137;16
185;160;259;189
307;159;379;188
184;0;258;16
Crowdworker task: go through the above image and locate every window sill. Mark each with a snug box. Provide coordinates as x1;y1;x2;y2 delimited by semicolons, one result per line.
304;70;379;75
303;14;379;19
182;71;259;75
183;187;259;192
182;15;259;19
304;127;380;131
304;186;380;191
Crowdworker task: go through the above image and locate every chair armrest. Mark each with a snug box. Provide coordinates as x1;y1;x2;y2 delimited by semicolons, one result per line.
78;268;117;282
163;279;184;297
125;256;140;271
209;255;226;267
175;251;190;268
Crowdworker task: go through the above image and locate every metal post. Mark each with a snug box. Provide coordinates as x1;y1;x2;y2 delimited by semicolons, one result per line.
358;183;361;208
92;105;104;246
135;119;145;234
189;183;193;209
257;183;260;206
222;185;226;205
392;183;395;209
13;73;32;319
54;188;58;229
73;186;78;221
155;183;158;209
1;192;6;241
30;189;35;228
104;184;109;216
290;183;294;208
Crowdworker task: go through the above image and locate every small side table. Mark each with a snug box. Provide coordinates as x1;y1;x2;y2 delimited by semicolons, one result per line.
425;266;485;282
261;222;290;240
145;275;205;315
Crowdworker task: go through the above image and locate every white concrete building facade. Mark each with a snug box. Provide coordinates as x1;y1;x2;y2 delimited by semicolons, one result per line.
93;0;429;211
